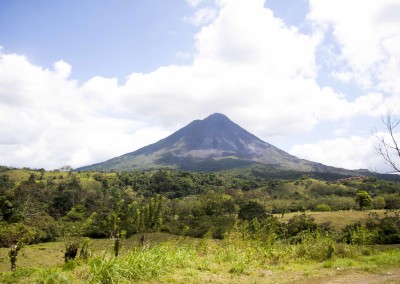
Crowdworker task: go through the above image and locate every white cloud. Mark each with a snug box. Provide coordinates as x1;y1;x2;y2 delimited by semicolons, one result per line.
184;7;218;26
290;135;390;172
0;53;170;170
1;0;397;170
330;71;353;83
308;0;400;97
118;0;381;137
53;60;72;79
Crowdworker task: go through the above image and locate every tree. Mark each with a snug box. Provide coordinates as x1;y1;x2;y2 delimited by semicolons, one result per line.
130;194;164;233
238;201;268;221
376;111;400;173
355;190;372;211
107;200;127;257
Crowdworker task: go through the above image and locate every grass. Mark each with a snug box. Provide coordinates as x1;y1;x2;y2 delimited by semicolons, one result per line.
0;241;65;272
0;233;182;272
0;208;398;283
276;210;395;231
1;232;400;283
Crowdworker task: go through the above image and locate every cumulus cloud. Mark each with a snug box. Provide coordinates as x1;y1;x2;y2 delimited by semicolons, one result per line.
118;0;381;137
290;135;389;172
308;0;400;97
1;0;398;170
0;53;170;169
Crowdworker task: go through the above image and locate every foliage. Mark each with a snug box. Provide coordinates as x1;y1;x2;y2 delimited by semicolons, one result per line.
0;223;36;247
238;201;268;221
60;212;97;262
341;223;377;245
79;237;92;260
0;168;400;248
8;242;23;271
285;214;318;239
365;211;400;244
355;190;372;210
315;203;331;212
294;230;335;261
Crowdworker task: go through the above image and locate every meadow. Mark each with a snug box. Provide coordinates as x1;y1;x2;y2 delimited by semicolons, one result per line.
277;209;398;231
0;231;400;283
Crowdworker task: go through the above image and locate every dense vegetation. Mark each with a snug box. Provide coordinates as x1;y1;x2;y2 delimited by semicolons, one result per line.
1;166;400;243
0;166;400;282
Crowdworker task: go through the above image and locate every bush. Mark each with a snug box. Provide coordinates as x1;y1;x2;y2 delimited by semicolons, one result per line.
341;223;377;245
22;215;58;242
0;223;36;247
295;230;335;261
315;204;331;212
286;214;318;239
366;213;400;244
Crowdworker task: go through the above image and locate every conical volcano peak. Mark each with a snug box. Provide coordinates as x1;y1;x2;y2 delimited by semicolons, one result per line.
77;113;365;176
197;112;229;124
198;113;233;127
204;113;230;121
195;113;252;135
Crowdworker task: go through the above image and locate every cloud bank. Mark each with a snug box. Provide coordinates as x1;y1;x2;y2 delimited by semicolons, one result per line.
1;0;399;171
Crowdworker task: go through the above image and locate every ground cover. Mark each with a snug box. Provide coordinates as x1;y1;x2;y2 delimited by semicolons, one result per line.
0;232;399;283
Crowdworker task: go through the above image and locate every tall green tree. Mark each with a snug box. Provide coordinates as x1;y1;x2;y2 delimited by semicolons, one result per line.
355;190;372;211
238;201;267;221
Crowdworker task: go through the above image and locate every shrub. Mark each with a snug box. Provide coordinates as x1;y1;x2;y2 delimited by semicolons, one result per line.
286;214;318;239
0;223;36;247
366;212;400;244
315;204;331;212
238;201;268;221
295;230;335;261
342;223;377;245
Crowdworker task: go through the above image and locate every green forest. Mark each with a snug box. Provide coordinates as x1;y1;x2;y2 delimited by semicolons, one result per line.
1;166;400;283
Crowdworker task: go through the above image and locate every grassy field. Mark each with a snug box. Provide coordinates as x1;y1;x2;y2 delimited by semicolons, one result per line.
0;233;181;272
0;231;400;283
276;210;395;231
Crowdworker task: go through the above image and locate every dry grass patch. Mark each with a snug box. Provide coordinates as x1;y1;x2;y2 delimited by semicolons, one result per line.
276;210;394;231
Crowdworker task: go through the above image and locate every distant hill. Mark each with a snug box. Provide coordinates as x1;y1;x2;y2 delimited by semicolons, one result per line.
77;113;372;177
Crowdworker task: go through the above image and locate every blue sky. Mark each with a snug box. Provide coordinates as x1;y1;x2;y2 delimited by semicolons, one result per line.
0;0;196;80
1;0;399;171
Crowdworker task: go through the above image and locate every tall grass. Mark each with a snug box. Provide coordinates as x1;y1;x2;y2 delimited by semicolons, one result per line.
88;243;195;283
1;234;400;283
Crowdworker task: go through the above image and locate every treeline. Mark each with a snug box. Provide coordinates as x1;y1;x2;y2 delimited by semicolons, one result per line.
1;168;400;247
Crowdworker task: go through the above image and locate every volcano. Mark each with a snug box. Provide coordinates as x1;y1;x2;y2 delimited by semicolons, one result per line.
77;113;368;176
